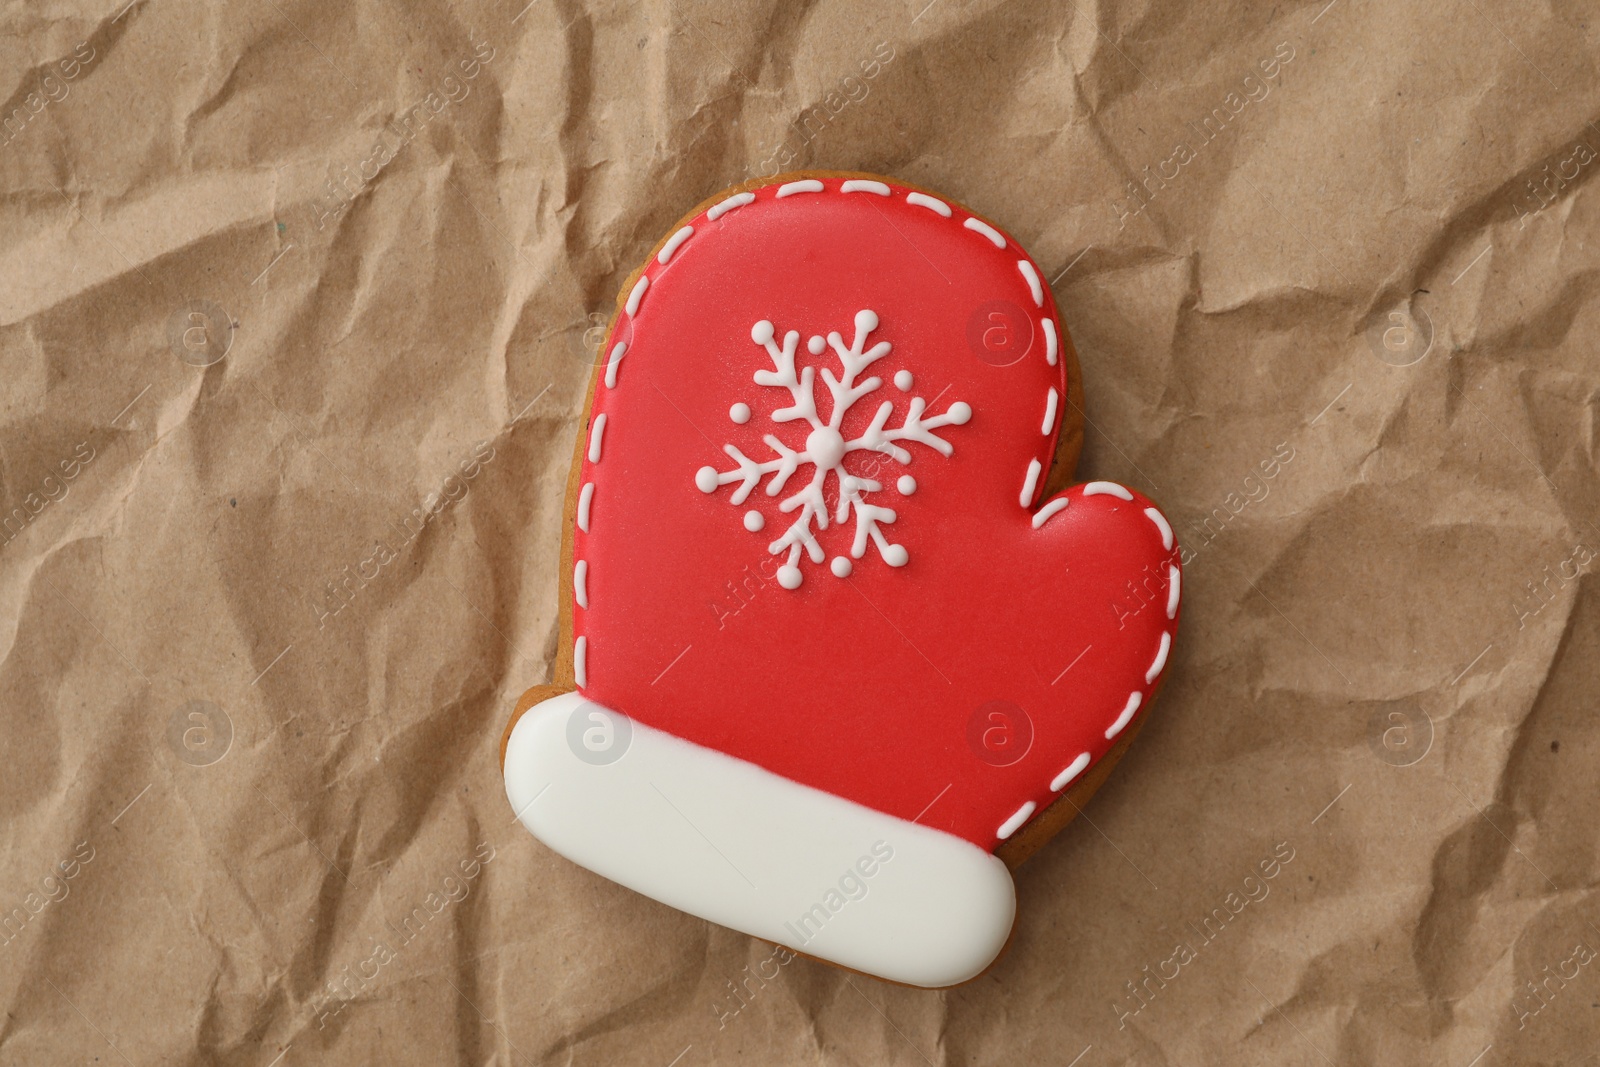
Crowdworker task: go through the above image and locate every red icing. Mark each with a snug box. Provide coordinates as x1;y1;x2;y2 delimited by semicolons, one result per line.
575;179;1180;849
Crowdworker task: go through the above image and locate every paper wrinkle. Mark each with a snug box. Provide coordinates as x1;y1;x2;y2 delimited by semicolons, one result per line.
181;51;248;147
1413;593;1584;995
1;186;279;326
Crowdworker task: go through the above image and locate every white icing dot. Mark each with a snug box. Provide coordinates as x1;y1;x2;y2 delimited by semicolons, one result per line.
897;475;916;495
856;309;879;333
948;402;972;425
777;565;803;590
882;544;909;567
730;403;751;424
830;556;852;578
744;510;765;532
894;370;914;391
751;320;775;345
807;335;826;355
695;466;718;493
805;425;847;470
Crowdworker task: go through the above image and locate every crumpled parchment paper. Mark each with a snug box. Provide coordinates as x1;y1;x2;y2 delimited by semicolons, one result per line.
2;0;1598;1062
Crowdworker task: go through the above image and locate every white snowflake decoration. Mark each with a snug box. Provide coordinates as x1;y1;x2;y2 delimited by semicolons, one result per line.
694;308;972;589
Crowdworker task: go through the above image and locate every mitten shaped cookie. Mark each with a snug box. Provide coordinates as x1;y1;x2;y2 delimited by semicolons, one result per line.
503;173;1180;987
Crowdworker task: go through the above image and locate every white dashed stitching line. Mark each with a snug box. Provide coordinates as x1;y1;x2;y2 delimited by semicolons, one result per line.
1144;506;1173;550
777;179;825;197
1042;387;1058;434
604;341;627;389
587;413;607;463
1105;691;1141;740
574;560;589;609
1030;621;1175;836
840;179;890;195
1042;318;1058;366
1020;458;1042;507
707;192;755;220
574;636;588;687
625;276;648;317
658;226;695;264
1017;260;1043;307
1025;496;1180;835
1083;481;1133;501
997;801;1036;840
906;191;952;216
1031;497;1068;529
963;217;1006;248
1051;752;1090;791
577;482;594;533
1145;631;1170;684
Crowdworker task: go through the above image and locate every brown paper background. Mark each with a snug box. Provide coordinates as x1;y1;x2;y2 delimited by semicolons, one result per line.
3;0;1598;1063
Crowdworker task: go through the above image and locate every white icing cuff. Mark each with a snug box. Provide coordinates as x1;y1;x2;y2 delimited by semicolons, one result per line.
504;692;1016;987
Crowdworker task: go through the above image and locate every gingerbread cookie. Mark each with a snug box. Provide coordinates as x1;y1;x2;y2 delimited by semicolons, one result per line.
503;173;1180;987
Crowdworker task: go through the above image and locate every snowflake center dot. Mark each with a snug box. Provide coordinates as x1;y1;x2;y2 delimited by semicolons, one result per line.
805;426;847;470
